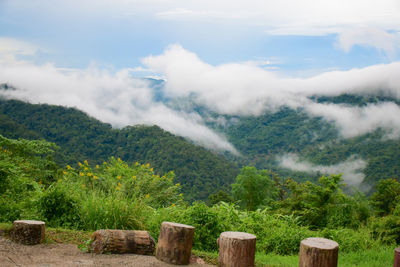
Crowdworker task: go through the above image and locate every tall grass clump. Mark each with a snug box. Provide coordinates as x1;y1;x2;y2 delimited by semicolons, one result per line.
37;157;182;230
79;191;149;230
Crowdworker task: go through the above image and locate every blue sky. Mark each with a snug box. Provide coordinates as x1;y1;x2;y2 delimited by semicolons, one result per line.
1;0;399;74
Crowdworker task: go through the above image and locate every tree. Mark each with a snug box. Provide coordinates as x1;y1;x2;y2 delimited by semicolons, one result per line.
208;190;233;205
279;175;369;229
231;166;277;211
371;178;400;216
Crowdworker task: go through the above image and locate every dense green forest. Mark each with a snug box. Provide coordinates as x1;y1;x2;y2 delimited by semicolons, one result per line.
1;134;400;266
216;96;400;190
2;95;400;199
0;99;239;201
163;92;400;192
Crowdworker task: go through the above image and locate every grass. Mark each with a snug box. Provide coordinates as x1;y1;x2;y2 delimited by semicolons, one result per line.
256;253;298;267
338;246;395;267
0;222;13;233
253;247;395;267
45;228;92;244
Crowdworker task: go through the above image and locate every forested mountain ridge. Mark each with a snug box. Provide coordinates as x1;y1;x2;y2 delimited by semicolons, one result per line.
0;98;239;201
214;94;400;191
2;90;400;197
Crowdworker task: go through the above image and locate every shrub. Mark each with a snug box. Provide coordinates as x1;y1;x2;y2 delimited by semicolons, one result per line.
184;202;228;251
38;184;80;227
321;227;380;252
238;210;314;255
370;215;400;245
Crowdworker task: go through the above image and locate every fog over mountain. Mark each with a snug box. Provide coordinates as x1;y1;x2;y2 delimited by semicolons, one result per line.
2;44;400;141
279;154;367;186
2;43;400;185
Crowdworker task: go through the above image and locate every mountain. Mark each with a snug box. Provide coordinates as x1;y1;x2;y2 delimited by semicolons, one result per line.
214;94;400;192
0;98;239;201
2;81;400;196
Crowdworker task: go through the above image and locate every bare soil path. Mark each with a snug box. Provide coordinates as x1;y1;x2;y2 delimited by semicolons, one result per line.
0;236;215;267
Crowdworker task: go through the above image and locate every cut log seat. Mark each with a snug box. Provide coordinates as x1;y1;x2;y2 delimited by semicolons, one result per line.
299;237;339;267
156;222;195;265
218;231;256;267
89;229;155;255
11;220;45;245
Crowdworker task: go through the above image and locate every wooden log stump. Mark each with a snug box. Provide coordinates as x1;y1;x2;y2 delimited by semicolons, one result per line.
11;220;45;245
394;247;400;267
217;231;256;267
89;229;155;254
299;237;339;267
156;222;195;265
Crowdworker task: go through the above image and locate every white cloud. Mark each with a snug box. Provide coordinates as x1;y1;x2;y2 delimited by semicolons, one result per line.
0;41;238;154
0;37;38;64
142;45;400;138
305;102;400;138
142;44;295;115
3;40;400;154
337;26;400;57
4;0;400;36
279;154;367;186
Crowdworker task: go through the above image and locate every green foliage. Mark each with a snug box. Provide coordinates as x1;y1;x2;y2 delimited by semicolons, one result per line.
79;192;149;230
278;175;369;229
0;135;182;229
256;247;395;267
218;100;400;193
0;99;239;201
208;190;233;205
38;184;80;228
184;202;228;251
0;134;397;261
321;227;380;252
225;107;337;159
237;209;313;255
0;135;58;222
146;203;228;251
232;166;277;211
56;157;181;230
370;215;400;245
371;178;400;216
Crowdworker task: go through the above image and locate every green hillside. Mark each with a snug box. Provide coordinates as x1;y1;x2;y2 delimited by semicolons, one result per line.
2;92;400;197
0;99;239;201
220;96;400;191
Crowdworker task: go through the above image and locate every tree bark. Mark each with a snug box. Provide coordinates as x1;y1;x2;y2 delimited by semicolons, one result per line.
218;231;256;267
11;220;45;245
90;229;155;255
299;237;339;267
156;222;195;265
394;247;400;267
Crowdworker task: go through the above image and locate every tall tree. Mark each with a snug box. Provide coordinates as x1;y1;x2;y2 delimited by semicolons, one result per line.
231;166;277;211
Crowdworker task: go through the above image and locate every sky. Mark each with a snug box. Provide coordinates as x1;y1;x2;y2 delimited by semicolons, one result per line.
1;0;400;72
1;0;400;183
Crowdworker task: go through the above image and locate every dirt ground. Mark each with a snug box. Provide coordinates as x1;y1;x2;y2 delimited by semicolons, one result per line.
0;236;215;267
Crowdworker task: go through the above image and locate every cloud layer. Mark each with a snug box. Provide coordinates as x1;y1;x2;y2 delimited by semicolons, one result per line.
2;41;400;157
337;26;400;58
0;44;238;154
279;154;367;186
143;45;400;138
18;0;398;35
